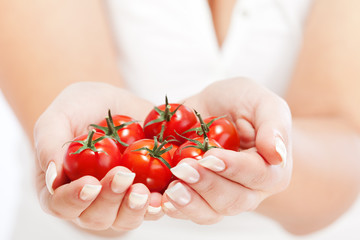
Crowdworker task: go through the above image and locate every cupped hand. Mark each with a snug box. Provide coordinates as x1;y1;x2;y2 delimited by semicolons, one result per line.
161;78;292;224
34;82;163;232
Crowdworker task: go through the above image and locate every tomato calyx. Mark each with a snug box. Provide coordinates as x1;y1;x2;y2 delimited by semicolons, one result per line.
91;109;136;147
66;129;109;155
183;110;225;136
177;112;220;153
177;134;218;153
144;95;182;127
157;124;179;144
133;137;173;169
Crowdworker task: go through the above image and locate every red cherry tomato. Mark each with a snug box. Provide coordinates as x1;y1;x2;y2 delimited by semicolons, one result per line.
143;97;197;144
96;114;145;153
185;117;240;151
121;139;174;193
172;137;221;165
64;131;122;181
144;103;197;143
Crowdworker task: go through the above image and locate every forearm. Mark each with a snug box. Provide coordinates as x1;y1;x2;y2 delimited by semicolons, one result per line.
256;117;360;235
0;0;122;137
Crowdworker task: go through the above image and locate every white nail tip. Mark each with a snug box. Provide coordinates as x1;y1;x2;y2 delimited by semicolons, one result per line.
275;137;287;168
171;163;200;183
129;192;148;209
111;171;136;193
45;162;57;195
165;182;191;206
147;206;162;215
163;201;177;211
80;184;102;201
198;155;225;172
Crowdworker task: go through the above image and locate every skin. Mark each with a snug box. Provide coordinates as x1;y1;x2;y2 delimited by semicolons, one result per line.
0;0;359;236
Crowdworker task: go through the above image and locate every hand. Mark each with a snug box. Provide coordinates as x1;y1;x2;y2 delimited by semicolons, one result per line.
34;82;163;232
161;78;292;224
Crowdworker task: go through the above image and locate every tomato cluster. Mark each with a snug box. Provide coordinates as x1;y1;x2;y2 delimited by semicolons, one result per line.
63;97;240;193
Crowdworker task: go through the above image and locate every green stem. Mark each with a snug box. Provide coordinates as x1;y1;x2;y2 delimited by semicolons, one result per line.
204;137;210;152
154;139;168;156
86;129;96;148
164;95;172;122
164;105;171;122
105;117;114;135
196;111;209;139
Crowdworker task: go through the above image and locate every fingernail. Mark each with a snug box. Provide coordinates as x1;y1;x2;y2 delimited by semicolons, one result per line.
111;171;136;193
165;182;191;206
80;184;102;201
275;136;287;168
163;201;177;211
128;192;148;209
147;205;162;215
171;163;200;184
45;161;57;195
198;155;225;172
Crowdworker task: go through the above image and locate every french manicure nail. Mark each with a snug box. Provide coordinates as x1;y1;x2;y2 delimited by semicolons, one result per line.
147;205;162;215
45;161;57;195
165;182;191;206
198;155;225;172
129;192;148;209
111;171;136;193
275;136;287;168
163;201;177;211
171;163;200;184
80;184;102;201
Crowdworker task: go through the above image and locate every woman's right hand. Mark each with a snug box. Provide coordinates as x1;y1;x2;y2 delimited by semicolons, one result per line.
34;82;163;232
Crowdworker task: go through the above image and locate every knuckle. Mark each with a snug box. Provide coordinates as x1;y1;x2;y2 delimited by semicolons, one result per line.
214;192;258;215
192;214;222;225
224;166;240;182
214;195;242;215
249;168;267;187
196;179;218;197
76;217;111;231
112;220;142;232
49;208;66;219
98;194;122;206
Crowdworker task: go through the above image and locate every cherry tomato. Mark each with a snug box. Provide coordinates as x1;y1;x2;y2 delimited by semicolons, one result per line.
143;97;197;144
64;130;122;181
172;137;221;165
95;113;145;153
121;138;173;193
185;116;240;151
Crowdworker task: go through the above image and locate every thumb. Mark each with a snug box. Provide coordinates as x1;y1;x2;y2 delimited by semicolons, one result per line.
254;97;292;167
256;124;289;167
34;111;73;194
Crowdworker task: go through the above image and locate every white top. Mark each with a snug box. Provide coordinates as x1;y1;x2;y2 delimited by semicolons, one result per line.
107;0;310;104
3;0;360;239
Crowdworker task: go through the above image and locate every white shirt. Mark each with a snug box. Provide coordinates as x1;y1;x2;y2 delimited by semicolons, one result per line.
107;0;311;104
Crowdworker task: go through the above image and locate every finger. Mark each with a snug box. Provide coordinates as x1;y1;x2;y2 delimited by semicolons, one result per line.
254;95;292;166
144;192;164;221
76;167;135;230
236;118;256;149
39;175;102;219
163;181;222;224
161;192;189;220
111;184;150;231
200;148;286;191
170;158;263;216
34;111;74;193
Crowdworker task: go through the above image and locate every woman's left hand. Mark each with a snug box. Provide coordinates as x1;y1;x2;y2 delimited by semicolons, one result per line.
161;78;292;224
